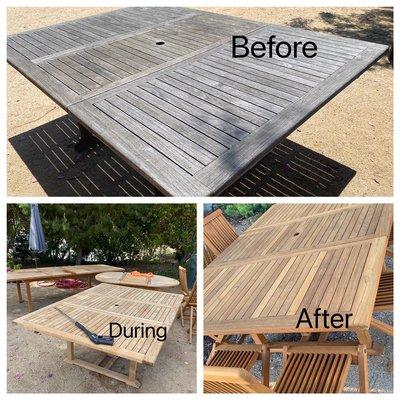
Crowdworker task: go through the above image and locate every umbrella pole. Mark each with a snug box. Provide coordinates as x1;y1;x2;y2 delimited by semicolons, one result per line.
34;254;38;268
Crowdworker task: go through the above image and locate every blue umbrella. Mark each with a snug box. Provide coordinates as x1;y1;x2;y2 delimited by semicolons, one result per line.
29;204;47;267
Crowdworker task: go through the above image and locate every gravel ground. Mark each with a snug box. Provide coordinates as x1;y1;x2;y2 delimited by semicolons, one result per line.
7;282;196;393
204;212;393;393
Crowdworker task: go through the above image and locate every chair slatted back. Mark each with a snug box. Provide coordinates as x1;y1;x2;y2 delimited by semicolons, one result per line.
178;266;190;297
204;209;238;258
204;245;216;268
275;352;351;393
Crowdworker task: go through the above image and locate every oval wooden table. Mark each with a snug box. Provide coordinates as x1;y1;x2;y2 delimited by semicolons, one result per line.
95;271;179;290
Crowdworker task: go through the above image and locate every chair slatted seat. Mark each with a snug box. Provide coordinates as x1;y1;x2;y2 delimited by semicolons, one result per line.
207;345;260;371
204;344;368;393
374;271;393;311
204;367;273;393
274;352;352;393
204;209;238;258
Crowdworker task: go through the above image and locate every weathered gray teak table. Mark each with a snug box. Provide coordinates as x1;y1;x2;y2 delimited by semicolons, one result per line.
8;8;388;196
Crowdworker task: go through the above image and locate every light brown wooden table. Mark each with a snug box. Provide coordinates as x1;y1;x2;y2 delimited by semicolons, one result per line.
7;264;124;312
13;283;183;387
204;204;392;352
95;271;179;289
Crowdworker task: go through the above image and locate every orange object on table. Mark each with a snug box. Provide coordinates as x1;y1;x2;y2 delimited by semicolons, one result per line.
130;271;154;281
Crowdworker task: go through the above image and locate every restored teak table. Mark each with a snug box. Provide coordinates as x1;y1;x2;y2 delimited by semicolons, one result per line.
204;204;392;351
13;283;183;387
7;264;124;312
95;271;179;289
7;8;388;196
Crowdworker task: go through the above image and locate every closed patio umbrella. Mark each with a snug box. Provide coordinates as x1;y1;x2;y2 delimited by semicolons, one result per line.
29;204;47;267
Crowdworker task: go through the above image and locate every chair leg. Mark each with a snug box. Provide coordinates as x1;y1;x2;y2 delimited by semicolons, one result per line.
237;335;245;344
189;306;194;344
206;343;217;365
358;345;369;393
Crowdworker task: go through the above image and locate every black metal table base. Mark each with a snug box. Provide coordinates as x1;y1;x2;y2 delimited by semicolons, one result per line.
74;124;100;152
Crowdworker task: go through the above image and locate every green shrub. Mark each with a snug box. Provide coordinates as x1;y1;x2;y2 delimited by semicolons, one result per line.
218;204;273;219
7;258;22;271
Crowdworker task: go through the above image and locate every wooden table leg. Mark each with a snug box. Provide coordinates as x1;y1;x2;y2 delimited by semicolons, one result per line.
127;360;141;388
261;345;270;387
64;343;141;388
356;328;373;349
87;275;92;288
67;342;75;361
16;282;23;303
25;281;33;312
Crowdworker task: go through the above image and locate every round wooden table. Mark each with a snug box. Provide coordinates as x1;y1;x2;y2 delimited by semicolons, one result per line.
95;271;179;289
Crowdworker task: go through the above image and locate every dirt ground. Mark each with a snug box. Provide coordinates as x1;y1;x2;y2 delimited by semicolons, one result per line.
7;7;392;197
7;282;196;393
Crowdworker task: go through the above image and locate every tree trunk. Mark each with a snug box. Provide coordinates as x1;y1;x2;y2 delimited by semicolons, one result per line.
75;246;83;265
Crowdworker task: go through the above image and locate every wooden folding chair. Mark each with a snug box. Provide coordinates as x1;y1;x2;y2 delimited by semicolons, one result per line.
204;209;238;259
178;266;197;343
370;270;393;336
204;244;215;268
275;344;368;393
204;343;368;393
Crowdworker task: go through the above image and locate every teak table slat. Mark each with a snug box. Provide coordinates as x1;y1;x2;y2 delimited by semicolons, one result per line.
204;204;392;350
7;264;124;312
7;8;388;196
13;283;184;387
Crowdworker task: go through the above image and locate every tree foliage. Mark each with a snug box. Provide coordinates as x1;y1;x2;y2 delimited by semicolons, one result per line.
7;204;196;266
214;203;273;219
